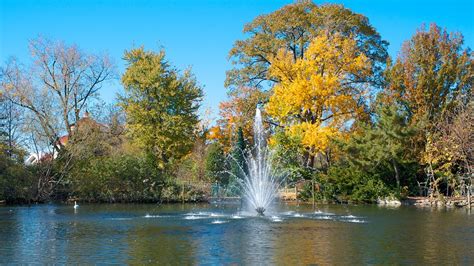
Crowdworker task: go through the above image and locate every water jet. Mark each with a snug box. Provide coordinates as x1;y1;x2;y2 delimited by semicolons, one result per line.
239;108;281;216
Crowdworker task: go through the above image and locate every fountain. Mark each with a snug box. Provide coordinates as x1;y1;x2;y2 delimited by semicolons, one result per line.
239;108;280;216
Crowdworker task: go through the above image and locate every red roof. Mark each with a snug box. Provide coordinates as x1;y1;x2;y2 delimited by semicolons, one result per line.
56;112;107;147
58;135;69;146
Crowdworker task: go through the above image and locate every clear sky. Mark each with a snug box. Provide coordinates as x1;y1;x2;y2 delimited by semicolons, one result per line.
1;0;473;120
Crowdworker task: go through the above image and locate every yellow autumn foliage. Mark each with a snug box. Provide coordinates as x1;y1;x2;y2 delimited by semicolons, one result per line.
266;33;372;153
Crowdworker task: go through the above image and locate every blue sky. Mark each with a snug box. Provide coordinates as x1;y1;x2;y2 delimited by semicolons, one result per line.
1;0;473;120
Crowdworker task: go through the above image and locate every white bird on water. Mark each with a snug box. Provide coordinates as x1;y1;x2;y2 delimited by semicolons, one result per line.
74;201;79;209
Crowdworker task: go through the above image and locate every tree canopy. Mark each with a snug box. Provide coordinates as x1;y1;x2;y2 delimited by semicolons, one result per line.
384;24;473;126
266;33;372;163
226;1;388;90
120;47;203;169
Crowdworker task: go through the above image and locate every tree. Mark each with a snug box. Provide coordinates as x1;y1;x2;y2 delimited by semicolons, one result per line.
384;24;473;156
0;144;34;203
226;1;387;90
341;105;417;188
0;95;10;152
423;99;473;195
205;142;228;183
0;97;24;158
266;33;372;167
120;47;203;169
209;87;267;150
175;127;208;183
230;127;248;180
0;37;114;150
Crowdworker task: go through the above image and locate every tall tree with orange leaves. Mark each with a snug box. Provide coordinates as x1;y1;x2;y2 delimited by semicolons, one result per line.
209;87;266;150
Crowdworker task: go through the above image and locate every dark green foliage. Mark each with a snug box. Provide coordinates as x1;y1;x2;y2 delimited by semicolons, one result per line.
292;105;416;202
314;166;390;203
70;154;162;202
271;129;313;183
205;142;228;183
226;127;248;195
230;127;248;179
0;147;35;203
341;105;417;188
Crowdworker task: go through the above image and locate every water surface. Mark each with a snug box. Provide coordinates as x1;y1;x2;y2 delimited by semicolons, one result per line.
0;203;472;264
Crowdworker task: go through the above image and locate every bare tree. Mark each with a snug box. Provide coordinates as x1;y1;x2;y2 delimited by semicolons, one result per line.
0;38;114;201
0;37;115;150
0;94;25;157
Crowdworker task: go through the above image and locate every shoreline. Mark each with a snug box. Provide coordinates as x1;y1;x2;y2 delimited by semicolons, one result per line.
1;196;472;209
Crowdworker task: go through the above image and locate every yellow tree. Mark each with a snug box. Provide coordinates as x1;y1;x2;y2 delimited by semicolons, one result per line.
266;33;372;167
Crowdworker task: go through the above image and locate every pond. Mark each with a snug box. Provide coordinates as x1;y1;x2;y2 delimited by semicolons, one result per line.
0;203;472;264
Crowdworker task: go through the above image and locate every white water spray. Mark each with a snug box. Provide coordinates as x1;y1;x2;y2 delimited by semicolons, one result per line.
241;108;280;215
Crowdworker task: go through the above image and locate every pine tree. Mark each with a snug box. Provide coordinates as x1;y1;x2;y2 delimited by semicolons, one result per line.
205;142;228;184
224;127;249;195
343;105;417;188
231;127;248;179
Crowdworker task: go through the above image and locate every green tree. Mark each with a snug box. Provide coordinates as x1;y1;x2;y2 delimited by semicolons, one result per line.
315;165;390;203
342;105;417;188
205;142;228;183
231;127;248;180
0;144;34;203
120;47;203;170
69;153;162;202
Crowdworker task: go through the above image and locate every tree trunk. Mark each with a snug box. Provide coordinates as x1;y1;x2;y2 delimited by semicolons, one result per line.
308;154;315;169
392;159;400;188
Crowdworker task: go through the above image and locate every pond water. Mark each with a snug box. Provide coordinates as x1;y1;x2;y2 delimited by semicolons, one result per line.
0;203;472;264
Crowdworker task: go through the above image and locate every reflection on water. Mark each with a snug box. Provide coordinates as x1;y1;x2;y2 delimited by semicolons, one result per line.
0;203;472;264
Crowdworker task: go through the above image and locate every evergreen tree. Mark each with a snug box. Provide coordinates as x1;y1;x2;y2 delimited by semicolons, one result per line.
231;127;248;180
224;127;248;195
205;142;228;184
342;105;417;188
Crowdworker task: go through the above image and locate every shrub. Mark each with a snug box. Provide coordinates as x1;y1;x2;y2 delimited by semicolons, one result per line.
0;150;36;203
69;154;163;202
305;165;392;203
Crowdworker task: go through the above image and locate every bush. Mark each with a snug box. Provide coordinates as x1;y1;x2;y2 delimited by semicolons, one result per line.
0;150;36;203
308;165;391;203
69;154;163;202
160;180;207;203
